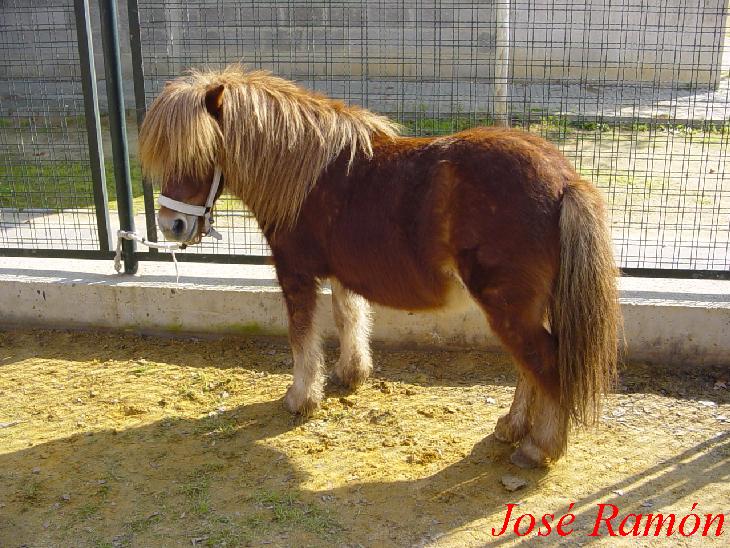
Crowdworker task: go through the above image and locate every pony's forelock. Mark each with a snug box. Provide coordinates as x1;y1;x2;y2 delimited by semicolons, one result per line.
138;65;401;230
138;74;222;187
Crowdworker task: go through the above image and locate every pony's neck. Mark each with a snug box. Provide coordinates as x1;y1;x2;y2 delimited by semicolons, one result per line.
220;76;400;232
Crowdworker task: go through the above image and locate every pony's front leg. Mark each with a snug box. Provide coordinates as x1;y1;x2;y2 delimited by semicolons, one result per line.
278;273;324;415
331;279;373;389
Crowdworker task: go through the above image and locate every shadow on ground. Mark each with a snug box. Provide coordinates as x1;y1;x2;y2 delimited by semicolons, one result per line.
0;330;728;546
0;404;547;546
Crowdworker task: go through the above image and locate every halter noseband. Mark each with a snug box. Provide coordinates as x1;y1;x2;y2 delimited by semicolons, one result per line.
157;165;223;241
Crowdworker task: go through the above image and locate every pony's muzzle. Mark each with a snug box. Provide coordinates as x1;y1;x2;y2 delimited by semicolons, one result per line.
157;208;198;243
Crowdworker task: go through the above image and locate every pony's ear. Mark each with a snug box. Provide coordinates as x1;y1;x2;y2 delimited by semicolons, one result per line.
204;84;225;119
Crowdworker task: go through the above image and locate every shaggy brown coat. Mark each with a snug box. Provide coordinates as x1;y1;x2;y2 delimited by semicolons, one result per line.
139;67;621;466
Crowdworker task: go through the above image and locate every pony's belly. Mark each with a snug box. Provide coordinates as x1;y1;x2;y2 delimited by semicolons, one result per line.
333;264;471;313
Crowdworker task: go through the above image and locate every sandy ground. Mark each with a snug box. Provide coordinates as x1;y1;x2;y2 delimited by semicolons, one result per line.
0;329;728;547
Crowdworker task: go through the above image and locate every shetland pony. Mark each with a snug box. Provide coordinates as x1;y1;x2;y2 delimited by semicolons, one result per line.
139;66;620;468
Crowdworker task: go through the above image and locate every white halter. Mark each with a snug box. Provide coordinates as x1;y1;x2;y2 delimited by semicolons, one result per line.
157;165;224;240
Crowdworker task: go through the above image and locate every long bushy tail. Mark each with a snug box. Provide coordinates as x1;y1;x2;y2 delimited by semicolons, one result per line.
549;179;622;426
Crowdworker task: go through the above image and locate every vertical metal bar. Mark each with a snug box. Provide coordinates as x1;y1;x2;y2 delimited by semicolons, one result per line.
74;0;113;251
716;5;730;90
494;0;510;127
99;0;138;273
127;0;158;249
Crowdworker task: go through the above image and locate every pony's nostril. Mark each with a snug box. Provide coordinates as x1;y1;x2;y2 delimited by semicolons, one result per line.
171;218;186;235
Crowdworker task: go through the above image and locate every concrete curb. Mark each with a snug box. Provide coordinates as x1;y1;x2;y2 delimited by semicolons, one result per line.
1;258;728;367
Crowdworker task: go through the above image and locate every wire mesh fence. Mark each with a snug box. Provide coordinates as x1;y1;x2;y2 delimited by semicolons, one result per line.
131;0;730;272
1;0;729;274
0;0;109;252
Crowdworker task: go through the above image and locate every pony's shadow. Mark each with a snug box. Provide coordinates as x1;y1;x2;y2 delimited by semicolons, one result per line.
4;397;728;546
2;331;727;544
0;397;545;546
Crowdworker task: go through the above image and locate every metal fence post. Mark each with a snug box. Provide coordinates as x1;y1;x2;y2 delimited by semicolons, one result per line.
99;0;138;273
494;0;510;127
127;0;159;250
74;0;113;252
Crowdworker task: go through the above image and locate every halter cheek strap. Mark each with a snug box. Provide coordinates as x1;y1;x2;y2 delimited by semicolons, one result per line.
157;165;223;241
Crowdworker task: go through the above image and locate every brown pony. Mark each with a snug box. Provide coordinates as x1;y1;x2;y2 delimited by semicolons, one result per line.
139;66;620;468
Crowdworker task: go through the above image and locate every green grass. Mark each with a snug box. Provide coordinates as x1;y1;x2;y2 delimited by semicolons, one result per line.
252;489;340;537
0;156;145;211
194;416;239;439
203;526;245;547
1;112;726;213
181;489;342;545
77;502;100;520
0;111;148;211
400;112;730;140
129;360;158;376
126;512;163;534
0;114;89;131
17;478;43;503
401;116;495;136
593;174;662;190
179;463;225;516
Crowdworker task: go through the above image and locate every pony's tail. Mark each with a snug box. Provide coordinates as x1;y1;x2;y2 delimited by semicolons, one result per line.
549;179;621;426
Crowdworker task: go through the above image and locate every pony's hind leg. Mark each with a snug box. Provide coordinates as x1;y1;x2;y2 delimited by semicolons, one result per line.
331;279;373;389
494;374;534;444
278;271;324;415
512;389;568;468
470;278;566;467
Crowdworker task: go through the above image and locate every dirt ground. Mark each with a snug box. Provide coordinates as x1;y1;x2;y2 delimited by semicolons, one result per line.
0;329;728;547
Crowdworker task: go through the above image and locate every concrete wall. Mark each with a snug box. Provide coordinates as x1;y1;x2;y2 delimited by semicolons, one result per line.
1;259;729;368
511;0;730;85
0;1;728;115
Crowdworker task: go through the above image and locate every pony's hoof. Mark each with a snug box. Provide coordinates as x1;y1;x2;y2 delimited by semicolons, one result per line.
334;359;371;390
283;385;320;416
510;449;539;469
494;414;523;444
510;438;548;469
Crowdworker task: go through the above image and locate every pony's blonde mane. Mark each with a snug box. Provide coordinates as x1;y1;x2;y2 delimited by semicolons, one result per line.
139;65;400;230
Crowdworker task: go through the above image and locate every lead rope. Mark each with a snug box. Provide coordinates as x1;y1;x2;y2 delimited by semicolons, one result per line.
114;230;184;283
114;167;224;282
